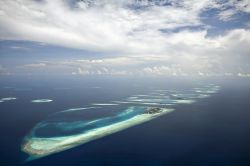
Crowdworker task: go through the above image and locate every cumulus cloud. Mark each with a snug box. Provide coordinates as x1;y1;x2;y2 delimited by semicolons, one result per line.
0;0;221;53
0;0;250;76
19;27;250;76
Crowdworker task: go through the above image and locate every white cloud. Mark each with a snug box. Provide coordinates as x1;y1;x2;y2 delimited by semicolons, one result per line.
0;0;215;54
24;63;47;68
218;9;237;21
77;67;90;75
237;73;250;77
19;27;250;76
234;0;250;13
215;0;250;21
1;0;250;76
0;1;248;55
142;66;177;76
9;46;30;50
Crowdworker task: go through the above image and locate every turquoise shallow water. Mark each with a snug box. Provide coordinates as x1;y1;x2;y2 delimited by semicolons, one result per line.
33;106;146;138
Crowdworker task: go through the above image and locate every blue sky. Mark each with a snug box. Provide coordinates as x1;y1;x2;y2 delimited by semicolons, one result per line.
0;0;250;76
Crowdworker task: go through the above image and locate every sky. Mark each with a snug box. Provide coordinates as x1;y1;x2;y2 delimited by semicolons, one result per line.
0;0;250;76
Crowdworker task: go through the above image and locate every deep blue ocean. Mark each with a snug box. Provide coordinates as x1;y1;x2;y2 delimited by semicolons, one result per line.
0;75;250;166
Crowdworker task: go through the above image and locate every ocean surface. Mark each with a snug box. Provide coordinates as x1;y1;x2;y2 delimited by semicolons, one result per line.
0;75;250;166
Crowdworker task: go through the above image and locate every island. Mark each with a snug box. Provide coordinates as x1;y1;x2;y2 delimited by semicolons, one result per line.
143;107;163;114
21;107;174;160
